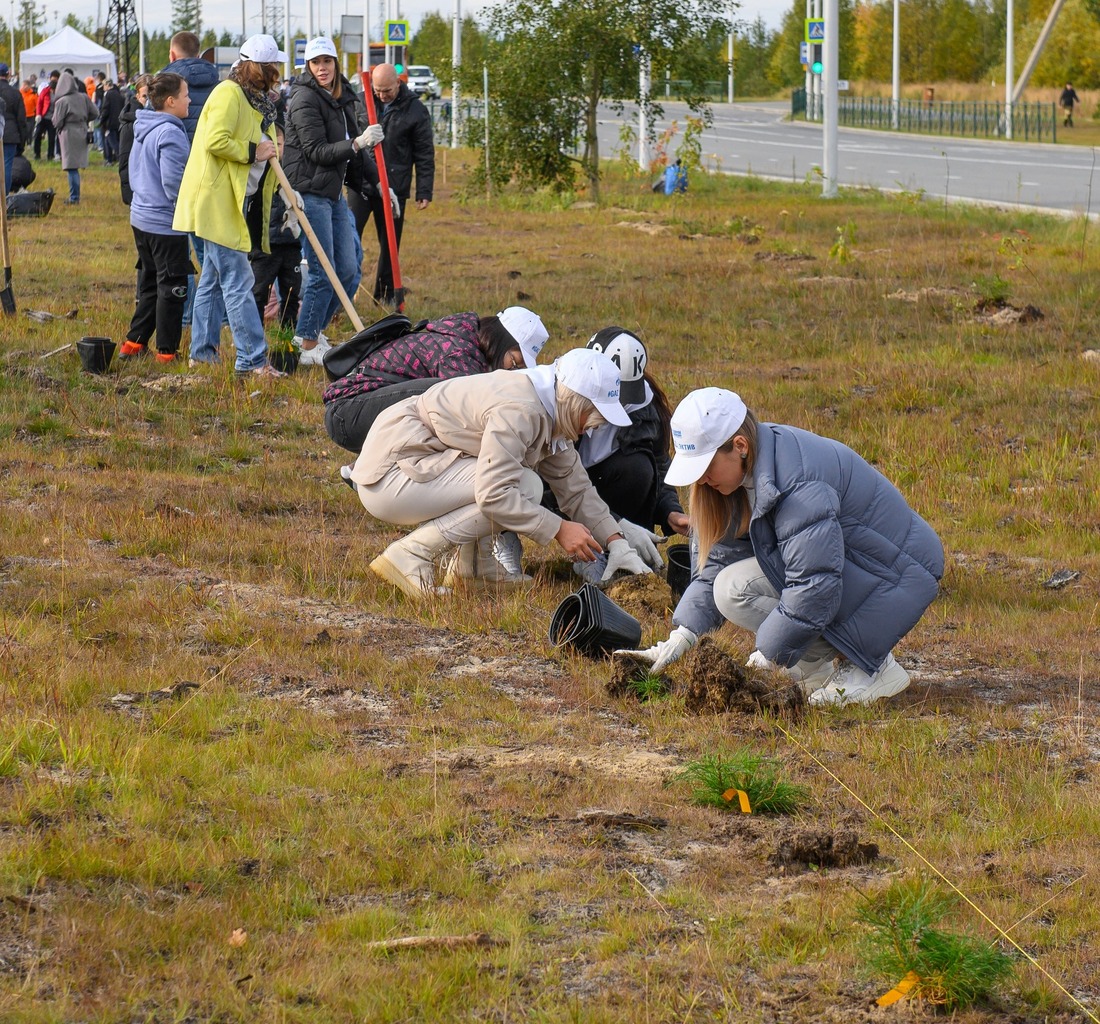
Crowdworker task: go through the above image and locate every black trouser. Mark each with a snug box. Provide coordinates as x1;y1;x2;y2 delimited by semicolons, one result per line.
347;188;407;302
33;118;56;160
324;377;441;453
103;128;120;163
542;450;661;531
250;245;301;329
127;227;192;355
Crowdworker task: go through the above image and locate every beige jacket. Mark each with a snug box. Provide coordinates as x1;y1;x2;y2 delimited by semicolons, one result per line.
351;370;621;547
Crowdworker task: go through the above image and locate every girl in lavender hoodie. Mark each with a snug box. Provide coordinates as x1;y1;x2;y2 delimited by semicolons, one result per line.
119;73;193;364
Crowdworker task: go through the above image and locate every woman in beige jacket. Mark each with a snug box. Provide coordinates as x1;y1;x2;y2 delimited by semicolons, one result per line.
350;348;665;600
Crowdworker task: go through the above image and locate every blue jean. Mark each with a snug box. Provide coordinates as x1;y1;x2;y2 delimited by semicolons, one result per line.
295;192;361;342
66;168;80;202
182;233;206;327
2;143;14;193
189;240;267;372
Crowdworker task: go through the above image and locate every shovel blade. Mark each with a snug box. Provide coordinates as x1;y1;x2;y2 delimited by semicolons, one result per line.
0;285;14;316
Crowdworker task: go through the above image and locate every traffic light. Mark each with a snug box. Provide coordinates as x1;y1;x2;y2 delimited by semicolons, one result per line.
810;43;823;75
392;45;405;75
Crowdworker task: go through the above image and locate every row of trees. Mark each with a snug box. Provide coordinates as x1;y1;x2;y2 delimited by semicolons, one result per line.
408;0;1100;100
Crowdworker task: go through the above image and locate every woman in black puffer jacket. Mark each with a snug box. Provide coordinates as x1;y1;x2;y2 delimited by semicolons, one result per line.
282;36;379;366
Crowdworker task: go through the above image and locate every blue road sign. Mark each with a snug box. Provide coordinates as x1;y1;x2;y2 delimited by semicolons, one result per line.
805;18;825;42
384;20;409;44
294;37;306;67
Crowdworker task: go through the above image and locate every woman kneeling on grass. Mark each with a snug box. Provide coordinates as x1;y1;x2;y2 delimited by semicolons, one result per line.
619;388;944;707
325;306;549;454
347;348;662;598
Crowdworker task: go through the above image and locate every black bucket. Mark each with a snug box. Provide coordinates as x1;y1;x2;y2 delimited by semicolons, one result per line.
76;336;116;374
666;544;692;602
549;583;641;657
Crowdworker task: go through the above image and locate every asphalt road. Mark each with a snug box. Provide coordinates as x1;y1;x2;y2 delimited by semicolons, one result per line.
597;100;1100;216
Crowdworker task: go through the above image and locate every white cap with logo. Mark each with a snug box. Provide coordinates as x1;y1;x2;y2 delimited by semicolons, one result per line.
665;387;748;486
555;348;632;427
304;36;338;62
498;306;549;368
239;33;289;63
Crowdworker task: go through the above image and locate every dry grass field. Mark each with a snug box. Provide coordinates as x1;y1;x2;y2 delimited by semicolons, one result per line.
0;148;1098;1022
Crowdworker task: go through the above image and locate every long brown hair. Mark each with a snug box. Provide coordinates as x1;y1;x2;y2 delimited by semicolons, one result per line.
229;59;279;96
690;409;760;565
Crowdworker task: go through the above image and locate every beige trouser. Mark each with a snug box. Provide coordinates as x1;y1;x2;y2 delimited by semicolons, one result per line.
713;556;838;663
358;457;543;545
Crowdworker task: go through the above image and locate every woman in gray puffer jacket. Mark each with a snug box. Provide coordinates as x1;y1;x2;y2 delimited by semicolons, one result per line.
619;387;944;708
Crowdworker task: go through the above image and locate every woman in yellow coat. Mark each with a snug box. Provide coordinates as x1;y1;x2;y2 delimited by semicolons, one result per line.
173;34;284;376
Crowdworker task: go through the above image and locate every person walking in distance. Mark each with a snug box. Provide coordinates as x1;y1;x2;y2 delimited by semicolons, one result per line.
33;70;60;161
1060;83;1080;127
50;71;99;204
348;63;434;307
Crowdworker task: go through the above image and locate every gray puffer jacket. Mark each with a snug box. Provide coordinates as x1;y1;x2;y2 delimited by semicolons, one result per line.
673;423;944;674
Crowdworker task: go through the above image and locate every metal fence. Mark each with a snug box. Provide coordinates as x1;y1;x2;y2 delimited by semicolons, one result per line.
792;89;1058;143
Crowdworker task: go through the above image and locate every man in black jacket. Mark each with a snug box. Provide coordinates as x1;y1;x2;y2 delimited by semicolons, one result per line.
99;80;126;164
0;63;29;192
349;63;434;305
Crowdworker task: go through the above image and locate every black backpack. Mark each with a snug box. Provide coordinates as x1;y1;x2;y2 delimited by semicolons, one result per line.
321;312;429;382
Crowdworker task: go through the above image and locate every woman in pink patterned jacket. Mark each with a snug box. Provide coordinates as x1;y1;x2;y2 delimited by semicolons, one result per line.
323;306;548;453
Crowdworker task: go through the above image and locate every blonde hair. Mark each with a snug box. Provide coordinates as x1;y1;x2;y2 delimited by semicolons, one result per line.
690;409;759;565
555;380;602;442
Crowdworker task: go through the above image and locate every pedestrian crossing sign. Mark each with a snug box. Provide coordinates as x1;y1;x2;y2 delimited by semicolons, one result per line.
384;20;409;44
805;18;825;42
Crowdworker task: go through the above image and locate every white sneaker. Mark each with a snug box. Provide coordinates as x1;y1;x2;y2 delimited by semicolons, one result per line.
808;653;911;707
493;532;526;579
296;333;331;367
787;656;838;696
573;552;609;587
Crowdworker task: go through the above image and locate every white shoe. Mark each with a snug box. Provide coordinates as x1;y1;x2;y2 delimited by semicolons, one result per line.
370;522;453;601
295;333;331;367
442;533;532;587
788;656;838;696
808;653;911;707
573;552;609;587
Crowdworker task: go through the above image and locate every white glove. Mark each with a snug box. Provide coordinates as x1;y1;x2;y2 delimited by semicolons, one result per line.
388;186;401;219
601;538;653;583
617;519;666;571
355;124;384;150
746;650;778;672
281;197;302;238
615;626;697;672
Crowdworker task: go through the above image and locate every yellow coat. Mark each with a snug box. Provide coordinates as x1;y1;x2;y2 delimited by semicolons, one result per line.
173;80;277;252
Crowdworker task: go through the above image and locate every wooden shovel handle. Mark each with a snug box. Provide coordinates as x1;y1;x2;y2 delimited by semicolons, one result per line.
267;156;364;334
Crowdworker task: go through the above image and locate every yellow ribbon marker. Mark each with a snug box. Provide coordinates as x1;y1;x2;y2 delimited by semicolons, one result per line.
722;788;752;813
877;970;920;1007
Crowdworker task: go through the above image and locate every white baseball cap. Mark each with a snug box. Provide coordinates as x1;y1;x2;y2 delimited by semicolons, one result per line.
239;34;288;64
665;387;749;486
587;327;647;405
556;348;632;428
498;306;548;368
304;36;338;62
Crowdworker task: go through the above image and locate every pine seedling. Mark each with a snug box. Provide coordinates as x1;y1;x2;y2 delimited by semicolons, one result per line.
856;877;1016;1010
628;672;670;701
669;751;807;814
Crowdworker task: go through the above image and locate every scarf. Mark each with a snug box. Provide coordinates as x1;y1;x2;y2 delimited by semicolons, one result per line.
240;85;279;133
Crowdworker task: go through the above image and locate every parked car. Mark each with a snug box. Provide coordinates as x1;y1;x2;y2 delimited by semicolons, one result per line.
406;65;442;100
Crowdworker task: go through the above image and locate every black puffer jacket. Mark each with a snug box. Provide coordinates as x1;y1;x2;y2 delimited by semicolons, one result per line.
368;81;434;201
283;70;367;200
610;399;683;535
117;91;143;205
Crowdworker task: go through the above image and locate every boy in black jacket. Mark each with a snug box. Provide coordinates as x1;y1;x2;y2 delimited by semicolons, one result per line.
248;124;302;329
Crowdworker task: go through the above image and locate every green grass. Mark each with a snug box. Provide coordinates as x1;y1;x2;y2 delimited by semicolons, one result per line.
669;752;808;814
0;151;1096;1022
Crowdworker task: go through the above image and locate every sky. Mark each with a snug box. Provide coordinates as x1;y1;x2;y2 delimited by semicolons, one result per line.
32;0;781;42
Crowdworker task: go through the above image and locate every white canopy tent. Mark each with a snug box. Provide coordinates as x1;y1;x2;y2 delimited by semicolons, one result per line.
19;26;118;86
